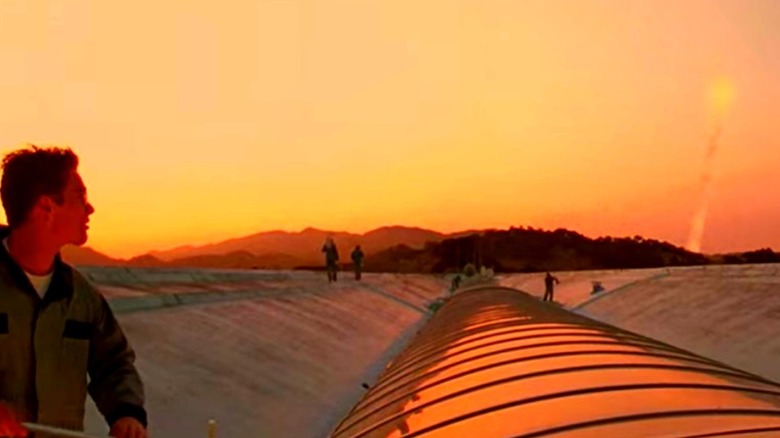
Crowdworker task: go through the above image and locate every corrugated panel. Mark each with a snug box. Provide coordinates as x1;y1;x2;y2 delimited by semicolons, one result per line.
331;285;780;438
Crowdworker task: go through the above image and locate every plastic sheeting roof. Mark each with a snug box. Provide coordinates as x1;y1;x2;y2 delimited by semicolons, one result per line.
331;285;780;437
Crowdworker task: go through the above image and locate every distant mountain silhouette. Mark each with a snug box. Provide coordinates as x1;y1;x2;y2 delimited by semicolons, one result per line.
58;225;779;271
364;227;716;273
145;225;446;266
60;226;446;269
125;254;167;267
711;248;780;265
61;245;123;266
145;244;197;261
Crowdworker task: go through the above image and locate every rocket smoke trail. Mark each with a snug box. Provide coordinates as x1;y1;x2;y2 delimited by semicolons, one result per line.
686;78;733;253
686;123;722;253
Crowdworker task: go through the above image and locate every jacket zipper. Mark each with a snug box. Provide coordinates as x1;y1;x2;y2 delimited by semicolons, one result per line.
29;297;41;423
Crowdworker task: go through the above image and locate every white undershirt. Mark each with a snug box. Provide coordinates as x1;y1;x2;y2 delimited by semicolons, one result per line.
3;237;52;298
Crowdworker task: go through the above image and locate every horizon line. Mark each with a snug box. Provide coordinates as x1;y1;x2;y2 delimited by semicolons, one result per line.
67;223;775;261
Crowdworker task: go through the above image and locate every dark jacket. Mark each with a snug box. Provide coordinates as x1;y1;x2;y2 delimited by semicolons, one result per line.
544;273;559;289
322;244;339;265
0;228;146;433
350;248;364;266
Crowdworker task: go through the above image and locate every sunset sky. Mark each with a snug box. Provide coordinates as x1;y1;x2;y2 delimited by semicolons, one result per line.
1;0;779;258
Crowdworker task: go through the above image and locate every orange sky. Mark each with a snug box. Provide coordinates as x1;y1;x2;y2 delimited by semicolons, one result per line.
1;0;779;258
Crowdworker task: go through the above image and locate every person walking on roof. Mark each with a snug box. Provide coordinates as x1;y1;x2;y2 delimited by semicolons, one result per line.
543;271;560;302
351;245;364;281
322;237;340;282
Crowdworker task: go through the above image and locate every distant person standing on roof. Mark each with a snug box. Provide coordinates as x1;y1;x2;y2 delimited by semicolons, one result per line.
351;245;364;281
322;237;339;282
543;271;559;302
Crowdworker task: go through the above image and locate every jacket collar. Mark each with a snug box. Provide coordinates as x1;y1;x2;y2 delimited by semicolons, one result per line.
0;226;74;303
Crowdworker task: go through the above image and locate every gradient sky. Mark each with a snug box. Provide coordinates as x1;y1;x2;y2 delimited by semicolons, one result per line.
1;0;779;258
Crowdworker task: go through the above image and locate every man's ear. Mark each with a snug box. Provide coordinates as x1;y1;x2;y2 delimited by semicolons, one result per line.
33;195;57;217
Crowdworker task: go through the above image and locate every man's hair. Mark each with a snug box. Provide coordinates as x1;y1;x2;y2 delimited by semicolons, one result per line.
1;145;79;227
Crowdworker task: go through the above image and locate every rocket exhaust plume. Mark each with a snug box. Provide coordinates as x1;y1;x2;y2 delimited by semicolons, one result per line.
686;78;734;253
686;124;721;253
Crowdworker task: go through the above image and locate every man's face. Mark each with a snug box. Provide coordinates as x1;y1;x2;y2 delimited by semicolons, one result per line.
50;170;94;246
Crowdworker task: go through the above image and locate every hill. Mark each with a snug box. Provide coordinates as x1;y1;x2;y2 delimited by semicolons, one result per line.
364;227;714;273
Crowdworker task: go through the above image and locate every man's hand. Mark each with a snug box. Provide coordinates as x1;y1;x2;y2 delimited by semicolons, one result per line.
109;417;147;438
0;403;27;438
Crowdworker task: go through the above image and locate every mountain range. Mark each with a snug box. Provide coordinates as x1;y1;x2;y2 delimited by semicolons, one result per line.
60;225;780;272
61;226;450;269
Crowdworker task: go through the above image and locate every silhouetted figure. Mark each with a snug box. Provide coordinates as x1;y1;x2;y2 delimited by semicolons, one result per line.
543;272;559;302
351;245;365;280
0;146;147;437
451;274;462;291
322;237;339;282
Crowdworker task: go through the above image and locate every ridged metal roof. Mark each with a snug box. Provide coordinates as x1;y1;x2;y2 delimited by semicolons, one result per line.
331;285;780;437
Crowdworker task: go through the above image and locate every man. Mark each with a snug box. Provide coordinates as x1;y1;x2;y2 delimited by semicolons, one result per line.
450;274;461;292
0;146;147;438
543;271;559;302
350;245;364;281
321;237;339;283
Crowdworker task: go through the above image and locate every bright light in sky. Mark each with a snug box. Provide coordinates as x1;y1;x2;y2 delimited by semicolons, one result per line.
710;77;736;118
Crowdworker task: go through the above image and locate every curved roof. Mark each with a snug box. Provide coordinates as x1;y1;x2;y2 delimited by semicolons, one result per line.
331;285;780;437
